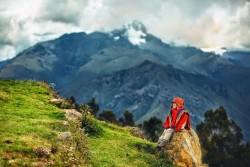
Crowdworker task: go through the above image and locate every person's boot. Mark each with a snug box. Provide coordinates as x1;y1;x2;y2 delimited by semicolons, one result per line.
155;139;168;150
155;145;162;150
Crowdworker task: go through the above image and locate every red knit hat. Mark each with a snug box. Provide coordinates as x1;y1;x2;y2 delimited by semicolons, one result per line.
172;97;184;108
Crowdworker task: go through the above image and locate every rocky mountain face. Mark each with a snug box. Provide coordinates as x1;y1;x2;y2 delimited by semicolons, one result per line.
221;50;250;68
0;22;249;139
72;60;248;133
0;59;10;69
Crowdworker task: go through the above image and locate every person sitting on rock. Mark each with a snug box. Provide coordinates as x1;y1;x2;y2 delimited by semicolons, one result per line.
156;97;191;150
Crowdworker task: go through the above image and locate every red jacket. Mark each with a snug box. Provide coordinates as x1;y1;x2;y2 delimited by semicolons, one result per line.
164;108;191;131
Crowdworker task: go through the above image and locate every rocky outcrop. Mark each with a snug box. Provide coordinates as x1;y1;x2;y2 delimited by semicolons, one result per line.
63;109;82;123
49;98;66;106
165;129;208;167
49;98;82;123
58;132;72;141
49;98;72;109
128;127;145;139
33;146;51;158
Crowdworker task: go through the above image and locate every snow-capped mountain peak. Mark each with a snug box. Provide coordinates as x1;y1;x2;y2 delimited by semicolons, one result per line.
124;24;146;45
110;20;147;45
201;47;227;56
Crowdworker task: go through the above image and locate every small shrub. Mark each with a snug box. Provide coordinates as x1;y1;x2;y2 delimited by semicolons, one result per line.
87;97;99;116
119;110;135;126
81;112;102;136
99;110;119;125
60;101;72;109
142;117;163;142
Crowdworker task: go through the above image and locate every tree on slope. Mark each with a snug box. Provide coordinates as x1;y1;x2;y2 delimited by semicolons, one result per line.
196;106;250;167
142;117;163;142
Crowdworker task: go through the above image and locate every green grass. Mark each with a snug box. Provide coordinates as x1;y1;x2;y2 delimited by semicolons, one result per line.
0;80;62;146
0;79;173;166
87;120;173;167
0;79;87;166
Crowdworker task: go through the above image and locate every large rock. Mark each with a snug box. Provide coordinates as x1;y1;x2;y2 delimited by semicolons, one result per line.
58;132;72;141
49;98;72;109
63;109;82;122
165;129;208;167
128;127;145;139
49;98;65;106
33;146;51;158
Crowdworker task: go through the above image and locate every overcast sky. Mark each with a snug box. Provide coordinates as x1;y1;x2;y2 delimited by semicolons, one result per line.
0;0;249;61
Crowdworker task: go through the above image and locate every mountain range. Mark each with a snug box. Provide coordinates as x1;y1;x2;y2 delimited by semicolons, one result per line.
0;21;250;139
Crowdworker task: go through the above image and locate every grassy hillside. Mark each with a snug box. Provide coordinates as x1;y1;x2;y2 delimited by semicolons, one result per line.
0;79;172;166
87;119;172;167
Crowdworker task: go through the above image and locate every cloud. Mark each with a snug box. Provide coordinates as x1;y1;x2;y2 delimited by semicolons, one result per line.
233;2;250;48
0;0;250;61
0;45;16;61
38;0;88;25
0;15;13;45
146;0;250;49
